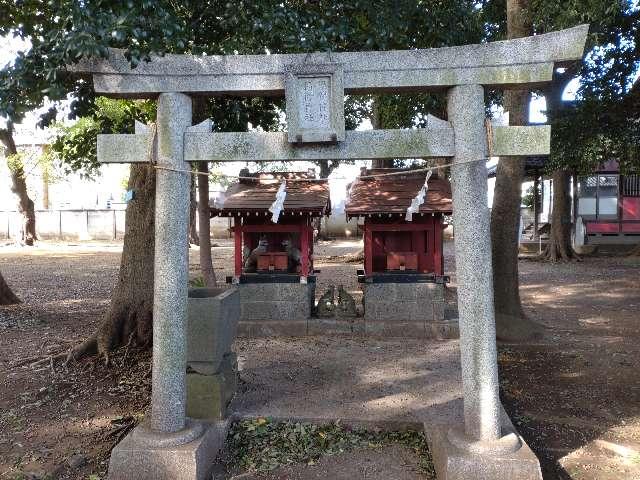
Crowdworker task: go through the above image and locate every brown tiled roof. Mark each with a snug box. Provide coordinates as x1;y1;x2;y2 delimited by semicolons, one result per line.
211;172;331;216
345;169;452;218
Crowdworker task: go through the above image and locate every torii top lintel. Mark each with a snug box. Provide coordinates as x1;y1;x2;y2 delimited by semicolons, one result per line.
69;25;588;98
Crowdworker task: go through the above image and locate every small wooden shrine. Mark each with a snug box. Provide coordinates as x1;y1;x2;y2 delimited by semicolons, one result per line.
212;170;330;280
345;168;455;336
346;168;453;281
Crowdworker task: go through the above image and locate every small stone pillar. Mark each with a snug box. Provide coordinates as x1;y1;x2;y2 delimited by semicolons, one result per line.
151;92;193;433
447;84;501;442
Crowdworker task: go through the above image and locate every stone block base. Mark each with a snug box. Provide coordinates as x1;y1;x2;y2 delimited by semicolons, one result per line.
187;353;237;420
426;417;542;480
108;420;229;480
239;281;315;322
363;282;446;323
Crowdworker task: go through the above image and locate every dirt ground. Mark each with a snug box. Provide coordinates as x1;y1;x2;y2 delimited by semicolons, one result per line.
0;239;639;480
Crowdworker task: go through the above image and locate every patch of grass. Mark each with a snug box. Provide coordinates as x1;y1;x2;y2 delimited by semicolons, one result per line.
227;417;436;477
189;276;206;288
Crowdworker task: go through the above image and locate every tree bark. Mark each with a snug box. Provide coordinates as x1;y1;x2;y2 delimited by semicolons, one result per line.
69;164;156;363
197;162;216;286
1;128;37;246
0;270;20;305
490;0;540;341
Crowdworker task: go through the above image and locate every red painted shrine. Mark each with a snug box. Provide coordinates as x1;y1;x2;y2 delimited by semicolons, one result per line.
345;168;453;281
211;171;331;280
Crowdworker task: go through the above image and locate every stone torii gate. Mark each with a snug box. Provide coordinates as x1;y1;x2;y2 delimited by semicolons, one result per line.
70;25;587;480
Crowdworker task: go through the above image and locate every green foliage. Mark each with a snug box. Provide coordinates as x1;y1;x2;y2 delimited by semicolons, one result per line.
547;92;640;174
39;147;61;184
481;1;639;174
2;0;488;175
51;98;155;177
530;1;639;173
0;0;187;124
5;152;25;176
522;185;535;208
227;418;435;477
189;276;206;288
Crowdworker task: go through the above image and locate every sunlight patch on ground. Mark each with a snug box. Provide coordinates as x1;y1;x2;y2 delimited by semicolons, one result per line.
318;240;364;249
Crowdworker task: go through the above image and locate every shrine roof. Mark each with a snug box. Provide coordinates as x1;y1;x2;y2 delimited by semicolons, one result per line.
211;172;331;217
345;168;453;218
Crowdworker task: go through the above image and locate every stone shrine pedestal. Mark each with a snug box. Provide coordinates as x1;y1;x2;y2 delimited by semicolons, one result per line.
362;278;458;338
235;275;316;336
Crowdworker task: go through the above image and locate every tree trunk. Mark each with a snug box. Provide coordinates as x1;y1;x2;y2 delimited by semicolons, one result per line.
42;172;50;209
69;164;156;362
370;97;394;169
197;162;216;286
192;98;217;284
189;177;199;245
318;160;334;179
490;0;540;341
542;169;579;261
541;69;581;262
0;270;20;305
1;128;37;246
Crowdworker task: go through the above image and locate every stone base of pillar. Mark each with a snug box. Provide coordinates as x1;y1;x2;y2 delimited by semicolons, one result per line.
107;419;230;480
426;409;542;480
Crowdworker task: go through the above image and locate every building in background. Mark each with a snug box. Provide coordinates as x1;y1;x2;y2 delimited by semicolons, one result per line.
576;160;640;244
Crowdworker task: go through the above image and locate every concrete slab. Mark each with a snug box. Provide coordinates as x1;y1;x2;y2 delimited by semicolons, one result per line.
107;420;230;480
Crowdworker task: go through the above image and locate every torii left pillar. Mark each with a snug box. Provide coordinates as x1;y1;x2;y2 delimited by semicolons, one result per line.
108;93;227;480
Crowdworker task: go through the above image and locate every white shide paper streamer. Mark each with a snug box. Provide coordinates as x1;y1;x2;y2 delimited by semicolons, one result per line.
405;170;433;222
268;180;287;223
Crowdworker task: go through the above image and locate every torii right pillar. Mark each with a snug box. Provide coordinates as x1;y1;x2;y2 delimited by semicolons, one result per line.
428;84;543;479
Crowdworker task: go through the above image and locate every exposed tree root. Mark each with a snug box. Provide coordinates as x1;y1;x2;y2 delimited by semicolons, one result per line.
0;270;21;305
66;333;98;364
539;240;582;263
628;244;640;257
